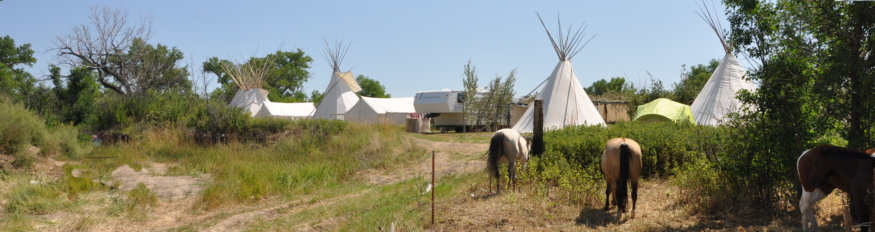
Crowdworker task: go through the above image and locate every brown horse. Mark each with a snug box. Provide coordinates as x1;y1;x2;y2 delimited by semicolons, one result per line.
600;138;642;223
797;145;875;232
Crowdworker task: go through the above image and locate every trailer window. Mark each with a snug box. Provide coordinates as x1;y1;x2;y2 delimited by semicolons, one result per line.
457;93;465;103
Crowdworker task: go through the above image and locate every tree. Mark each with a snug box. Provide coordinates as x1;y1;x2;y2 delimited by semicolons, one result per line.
356;75;390;98
310;90;323;105
673;60;720;104
204;49;313;102
585;76;636;96
461;60;479;131
0;35;37;103
50;65;99;125
56;7;190;95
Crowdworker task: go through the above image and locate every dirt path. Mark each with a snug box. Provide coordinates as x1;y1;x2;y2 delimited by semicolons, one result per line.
358;136;488;185
202;135;490;231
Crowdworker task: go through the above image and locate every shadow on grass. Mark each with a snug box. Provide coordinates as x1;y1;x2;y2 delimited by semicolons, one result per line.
575;208;617;228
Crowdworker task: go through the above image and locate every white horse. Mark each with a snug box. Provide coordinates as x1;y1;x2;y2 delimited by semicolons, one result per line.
486;128;530;193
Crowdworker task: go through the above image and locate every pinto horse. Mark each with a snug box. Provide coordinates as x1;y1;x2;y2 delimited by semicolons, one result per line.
486;128;530;193
601;138;642;223
797;145;875;232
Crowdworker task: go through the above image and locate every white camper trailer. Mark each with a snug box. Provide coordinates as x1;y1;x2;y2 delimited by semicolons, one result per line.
414;90;494;132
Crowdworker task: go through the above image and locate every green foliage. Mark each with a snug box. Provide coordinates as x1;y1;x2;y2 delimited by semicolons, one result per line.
673;59;719;104
0;35;39;105
0;100;88;165
123;38;191;94
524;122;730;205
310;90;323;105
356;75;390;98
585;77;636;96
460;60;516;130
204;50;313;102
50;66;100;125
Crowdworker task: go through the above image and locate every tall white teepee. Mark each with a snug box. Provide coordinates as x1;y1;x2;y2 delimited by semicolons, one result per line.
690;2;756;126
512;14;606;133
313;41;362;119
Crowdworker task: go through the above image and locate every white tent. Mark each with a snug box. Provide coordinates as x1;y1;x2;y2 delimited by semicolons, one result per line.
690;3;756;126
346;97;416;125
313;41;362;120
230;88;269;117
511;14;606;133
256;101;315;119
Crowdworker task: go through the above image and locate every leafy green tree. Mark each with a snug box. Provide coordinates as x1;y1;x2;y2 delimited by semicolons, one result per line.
585;77;635;96
49;65;100;125
461;60;480;130
123;39;191;94
673;59;719;104
310;90;323;105
204;49;312;102
356;75;390;98
711;0;875;207
0;35;37;103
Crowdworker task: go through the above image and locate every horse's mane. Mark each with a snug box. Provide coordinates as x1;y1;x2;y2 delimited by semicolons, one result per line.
818;145;872;160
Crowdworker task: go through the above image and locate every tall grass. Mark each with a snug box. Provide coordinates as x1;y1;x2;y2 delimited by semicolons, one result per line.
88;120;424;209
0;100;88;168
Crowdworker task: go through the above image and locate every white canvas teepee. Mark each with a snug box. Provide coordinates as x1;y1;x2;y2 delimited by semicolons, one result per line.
313;41;362;119
512;14;606;133
690;3;756;126
230;88;270;117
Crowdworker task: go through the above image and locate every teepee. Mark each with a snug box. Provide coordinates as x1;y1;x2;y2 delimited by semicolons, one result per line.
227;59;316;118
227;60;271;117
689;2;756;126
511;14;606;133
313;41;362;119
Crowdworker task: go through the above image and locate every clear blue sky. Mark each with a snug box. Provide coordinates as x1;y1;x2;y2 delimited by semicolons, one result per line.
1;0;738;98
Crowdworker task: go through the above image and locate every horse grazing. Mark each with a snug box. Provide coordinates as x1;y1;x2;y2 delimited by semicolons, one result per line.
797;145;875;232
486;128;530;193
600;138;642;223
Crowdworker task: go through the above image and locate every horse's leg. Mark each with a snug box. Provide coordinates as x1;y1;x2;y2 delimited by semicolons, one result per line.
508;158;517;192
604;179;611;211
631;179;638;218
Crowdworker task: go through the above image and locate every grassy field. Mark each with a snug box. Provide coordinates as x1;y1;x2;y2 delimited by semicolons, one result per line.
0;120;852;231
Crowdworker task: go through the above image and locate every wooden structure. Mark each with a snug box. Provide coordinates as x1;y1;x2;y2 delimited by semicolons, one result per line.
593;100;630;124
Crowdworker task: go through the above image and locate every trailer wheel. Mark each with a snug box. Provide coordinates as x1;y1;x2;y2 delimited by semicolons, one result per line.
440;127;448;134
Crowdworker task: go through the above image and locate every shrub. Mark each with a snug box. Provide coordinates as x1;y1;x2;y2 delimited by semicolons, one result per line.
523;121;728;206
0;100;88;166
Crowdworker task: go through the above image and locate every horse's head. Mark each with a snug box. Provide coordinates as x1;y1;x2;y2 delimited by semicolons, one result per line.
520;135;531;161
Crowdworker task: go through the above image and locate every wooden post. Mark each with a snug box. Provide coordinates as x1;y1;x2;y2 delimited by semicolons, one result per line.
532;100;545;157
431;150;435;226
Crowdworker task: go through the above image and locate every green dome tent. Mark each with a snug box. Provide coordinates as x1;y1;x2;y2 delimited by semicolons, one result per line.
633;98;695;123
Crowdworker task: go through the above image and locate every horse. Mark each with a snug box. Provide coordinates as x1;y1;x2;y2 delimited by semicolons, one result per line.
486;128;530;194
797;145;875;232
600;138;642;223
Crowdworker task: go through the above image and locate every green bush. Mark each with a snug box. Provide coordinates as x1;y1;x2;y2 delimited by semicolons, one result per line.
523;121;728;205
0;100;88;166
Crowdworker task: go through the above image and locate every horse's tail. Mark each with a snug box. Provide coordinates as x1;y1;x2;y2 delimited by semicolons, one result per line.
617;143;631;209
487;133;504;179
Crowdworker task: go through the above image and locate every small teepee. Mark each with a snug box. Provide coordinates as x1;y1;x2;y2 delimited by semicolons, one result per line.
511;14;606;133
227;59;316;118
313;41;362;120
227;60;271;117
689;2;756;126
